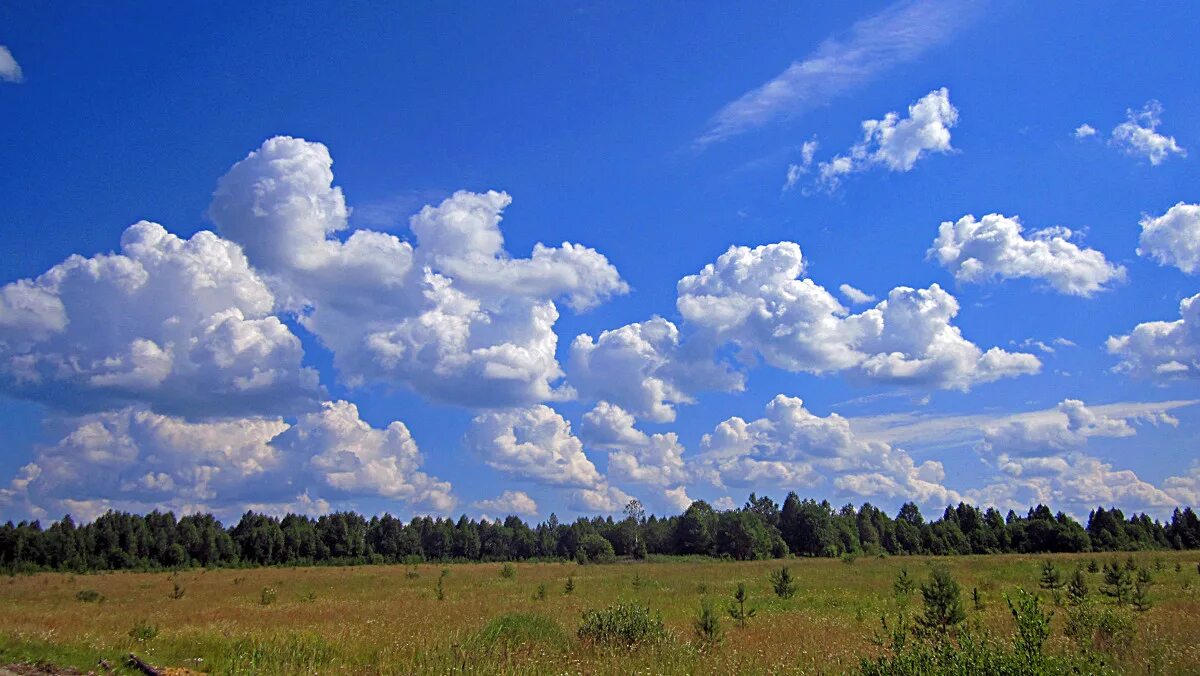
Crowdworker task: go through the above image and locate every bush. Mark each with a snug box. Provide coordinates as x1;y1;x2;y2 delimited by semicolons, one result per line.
260;586;277;605
727;582;756;628
1006;589;1051;663
169;581;185;600
563;575;575;595
500;562;516;579
578;602;666;646
128;620;159;642
1064;601;1135;657
578;534;616;564
75;589;103;603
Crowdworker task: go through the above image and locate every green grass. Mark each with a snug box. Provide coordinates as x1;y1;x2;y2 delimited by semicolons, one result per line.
1;552;1198;674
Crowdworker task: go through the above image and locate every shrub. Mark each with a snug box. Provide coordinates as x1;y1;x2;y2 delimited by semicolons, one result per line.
75;589;103;603
405;564;419;579
769;565;797;599
533;583;547;601
500;562;516;579
298;590;317;603
169;581;186;600
693;598;722;647
917;565;965;635
562;575;575;595
1006;589;1052;663
1064;601;1135;657
578;534;616;564
577;602;666;646
260;586;277;605
727;582;756;628
971;587;984;611
128;620;159;642
1087;559;1099;574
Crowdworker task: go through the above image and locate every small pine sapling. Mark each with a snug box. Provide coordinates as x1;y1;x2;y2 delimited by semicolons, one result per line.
693;598;723;647
1066;566;1089;606
563;575;575;595
769;565;797;599
727;582;757;628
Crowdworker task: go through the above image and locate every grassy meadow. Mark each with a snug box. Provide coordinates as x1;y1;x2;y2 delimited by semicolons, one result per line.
3;552;1200;674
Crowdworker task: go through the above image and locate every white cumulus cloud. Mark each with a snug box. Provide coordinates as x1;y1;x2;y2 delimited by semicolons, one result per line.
1111;101;1186;165
1138;202;1200;274
0;221;323;416
817;88;958;190
208;136;627;408
569;317;742;423
929;213;1126;297
677;242;1040;390
1107;293;1200;381
474;490;539;517
465;405;603;488
694;395;958;505
0;400;452;520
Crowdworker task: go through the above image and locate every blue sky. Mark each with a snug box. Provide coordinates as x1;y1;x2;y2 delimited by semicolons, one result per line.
1;1;1198;524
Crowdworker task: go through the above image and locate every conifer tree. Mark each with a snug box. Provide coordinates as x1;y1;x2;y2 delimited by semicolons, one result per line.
769;565;797;599
917;565;966;634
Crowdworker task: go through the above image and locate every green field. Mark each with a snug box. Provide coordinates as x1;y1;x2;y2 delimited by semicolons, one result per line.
2;552;1199;674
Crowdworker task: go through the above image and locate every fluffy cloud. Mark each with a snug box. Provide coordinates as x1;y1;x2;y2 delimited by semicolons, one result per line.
473;490;539;517
465;405;603;488
1111;101;1186;165
0;400;452;519
272;400;454;510
839;284;876;305
817;88;957;190
1073;124;1097;139
581;401;688;487
1107;293;1199;381
568;317;742;423
695;395;958;505
979;399;1176;457
677;242;1040;390
929;213;1126;296
209;136;627;407
569;484;635;513
0;221;322;416
664;486;694;511
1138;202;1200;274
966;398;1185;513
971;453;1179;514
0;46;21;83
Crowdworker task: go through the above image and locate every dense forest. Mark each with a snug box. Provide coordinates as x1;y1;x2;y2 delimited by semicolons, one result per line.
3;494;1200;573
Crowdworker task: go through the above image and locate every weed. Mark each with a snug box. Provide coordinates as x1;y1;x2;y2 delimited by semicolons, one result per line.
74;589;103;603
578;603;666;646
260;586;277;605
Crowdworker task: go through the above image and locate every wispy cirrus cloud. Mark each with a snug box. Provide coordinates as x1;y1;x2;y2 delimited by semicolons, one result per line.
0;46;22;83
696;0;982;147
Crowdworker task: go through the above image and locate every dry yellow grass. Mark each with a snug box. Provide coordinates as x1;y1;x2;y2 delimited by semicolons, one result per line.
2;552;1199;674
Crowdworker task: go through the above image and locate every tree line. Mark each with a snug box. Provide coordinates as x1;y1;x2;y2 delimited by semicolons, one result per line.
2;493;1200;573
